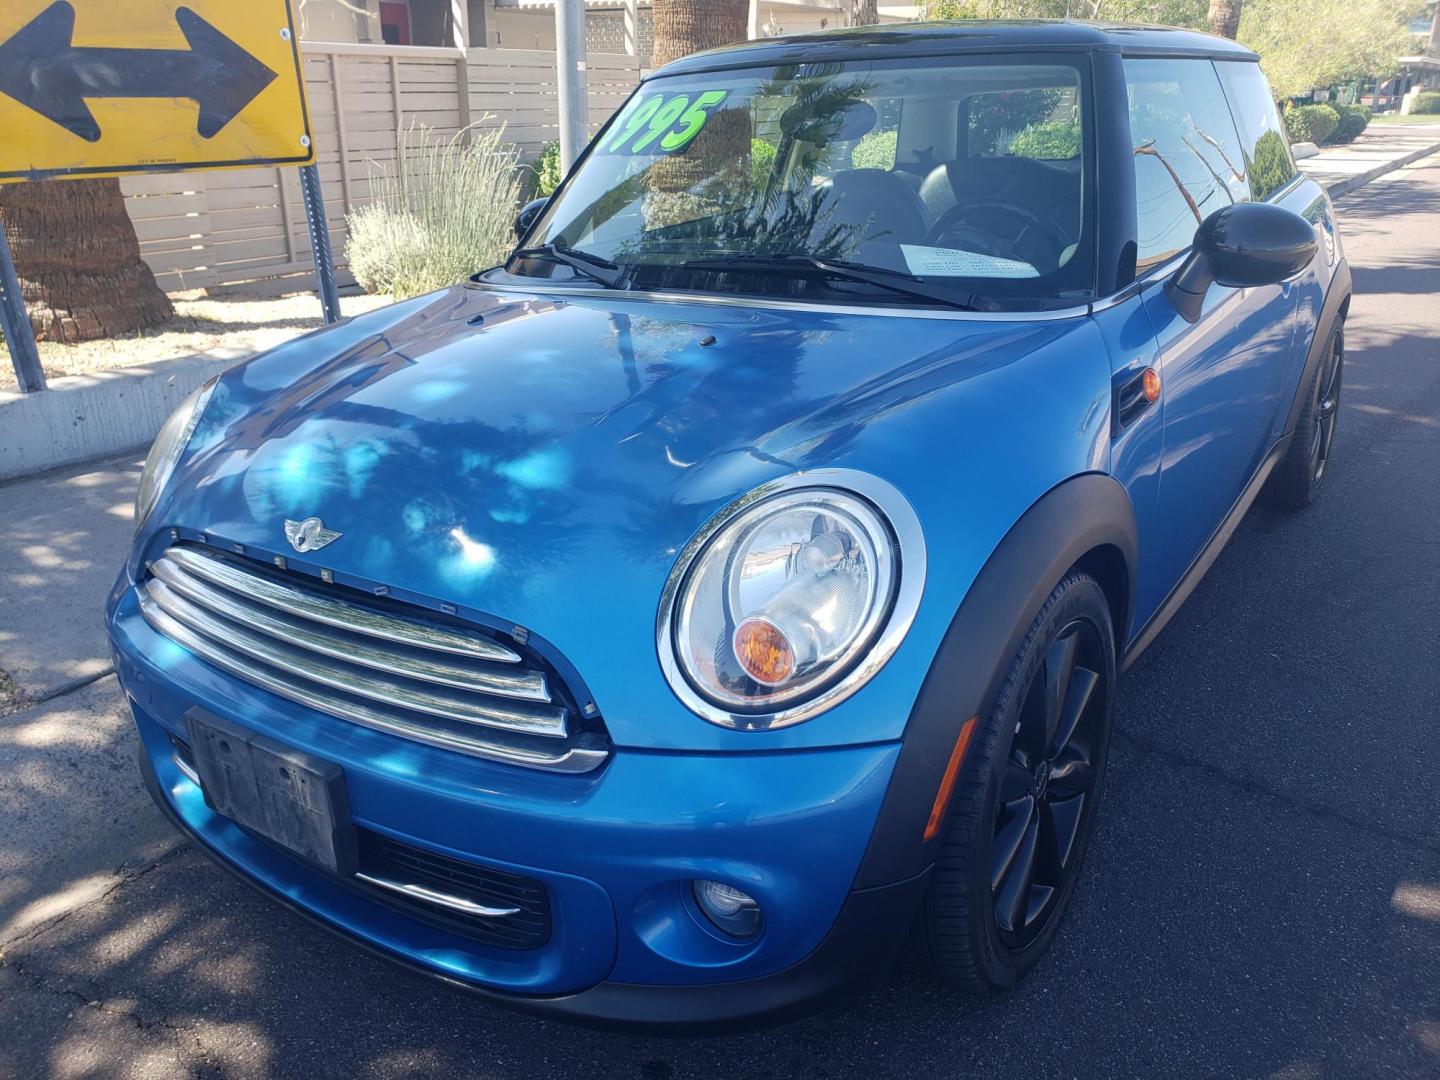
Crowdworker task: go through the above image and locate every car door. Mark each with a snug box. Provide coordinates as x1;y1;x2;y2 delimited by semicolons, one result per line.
1124;57;1300;603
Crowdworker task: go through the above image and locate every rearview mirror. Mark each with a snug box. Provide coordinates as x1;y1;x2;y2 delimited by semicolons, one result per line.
1165;202;1317;323
514;197;549;243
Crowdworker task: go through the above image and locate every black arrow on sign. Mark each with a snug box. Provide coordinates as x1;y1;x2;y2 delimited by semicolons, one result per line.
0;1;278;142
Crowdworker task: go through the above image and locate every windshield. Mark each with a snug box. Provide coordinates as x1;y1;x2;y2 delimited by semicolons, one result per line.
500;54;1094;310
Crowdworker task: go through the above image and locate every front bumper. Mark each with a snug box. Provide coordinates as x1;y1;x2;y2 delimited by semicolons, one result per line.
109;577;919;1030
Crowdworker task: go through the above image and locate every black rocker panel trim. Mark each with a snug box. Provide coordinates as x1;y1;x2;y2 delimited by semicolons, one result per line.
852;473;1137;891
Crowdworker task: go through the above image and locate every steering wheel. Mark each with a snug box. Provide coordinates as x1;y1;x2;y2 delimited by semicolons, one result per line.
925;201;1071;273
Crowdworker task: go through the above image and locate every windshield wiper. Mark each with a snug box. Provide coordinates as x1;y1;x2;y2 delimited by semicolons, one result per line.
512;241;629;289
680;254;992;311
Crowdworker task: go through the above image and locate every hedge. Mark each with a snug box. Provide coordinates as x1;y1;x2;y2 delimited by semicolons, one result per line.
1412;92;1440;115
1283;103;1340;146
1009;120;1081;159
1329;104;1370;144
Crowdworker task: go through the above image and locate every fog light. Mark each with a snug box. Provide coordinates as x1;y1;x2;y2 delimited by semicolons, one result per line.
692;880;763;938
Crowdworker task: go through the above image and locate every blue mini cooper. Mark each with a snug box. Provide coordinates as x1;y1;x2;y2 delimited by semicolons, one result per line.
108;21;1350;1030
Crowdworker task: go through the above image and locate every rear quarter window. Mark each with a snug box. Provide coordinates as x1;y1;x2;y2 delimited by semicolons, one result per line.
1215;61;1298;201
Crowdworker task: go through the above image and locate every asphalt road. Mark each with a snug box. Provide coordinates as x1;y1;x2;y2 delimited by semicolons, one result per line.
3;158;1439;1079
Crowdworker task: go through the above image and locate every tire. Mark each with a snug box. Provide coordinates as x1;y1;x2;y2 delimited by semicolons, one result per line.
908;570;1116;994
1267;323;1344;509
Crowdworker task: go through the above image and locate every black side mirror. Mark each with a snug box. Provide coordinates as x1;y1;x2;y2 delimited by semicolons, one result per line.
514;197;549;243
1165;202;1317;323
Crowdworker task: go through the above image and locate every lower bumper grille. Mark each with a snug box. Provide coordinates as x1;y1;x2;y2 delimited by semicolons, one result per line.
139;544;606;773
353;829;551;950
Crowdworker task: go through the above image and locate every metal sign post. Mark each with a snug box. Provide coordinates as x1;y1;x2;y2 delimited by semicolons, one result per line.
0;224;45;393
299;163;340;325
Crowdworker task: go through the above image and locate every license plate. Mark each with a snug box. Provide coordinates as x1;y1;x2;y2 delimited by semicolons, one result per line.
185;708;356;875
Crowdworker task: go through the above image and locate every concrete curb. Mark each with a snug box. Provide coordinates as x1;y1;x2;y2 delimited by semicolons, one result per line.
0;351;242;482
1320;138;1440;199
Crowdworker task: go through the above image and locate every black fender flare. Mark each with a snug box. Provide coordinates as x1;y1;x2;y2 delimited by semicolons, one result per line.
853;472;1137;889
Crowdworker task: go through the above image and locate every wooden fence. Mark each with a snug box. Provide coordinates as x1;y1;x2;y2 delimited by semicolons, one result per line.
121;41;644;292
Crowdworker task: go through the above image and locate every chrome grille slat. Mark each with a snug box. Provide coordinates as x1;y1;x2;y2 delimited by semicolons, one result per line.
149;556;550;703
143;579;568;738
137;587;608;773
164;546;522;663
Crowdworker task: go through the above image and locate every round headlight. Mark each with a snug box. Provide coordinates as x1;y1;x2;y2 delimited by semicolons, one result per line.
658;470;925;729
134;377;217;531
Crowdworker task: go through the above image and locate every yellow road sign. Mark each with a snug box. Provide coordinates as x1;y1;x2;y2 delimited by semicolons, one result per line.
0;0;314;182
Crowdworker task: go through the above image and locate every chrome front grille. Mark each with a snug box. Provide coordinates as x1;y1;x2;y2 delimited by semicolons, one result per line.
139;545;607;773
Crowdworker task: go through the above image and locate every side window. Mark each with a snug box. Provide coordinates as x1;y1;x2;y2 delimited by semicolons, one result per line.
966;86;1081;160
1124;58;1248;272
1215;61;1298;201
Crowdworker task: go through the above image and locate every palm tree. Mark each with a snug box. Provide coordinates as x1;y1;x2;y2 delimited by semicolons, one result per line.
1207;0;1242;39
651;0;750;67
0;179;172;343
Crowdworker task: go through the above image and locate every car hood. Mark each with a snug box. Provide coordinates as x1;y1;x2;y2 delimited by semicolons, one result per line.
151;284;1105;750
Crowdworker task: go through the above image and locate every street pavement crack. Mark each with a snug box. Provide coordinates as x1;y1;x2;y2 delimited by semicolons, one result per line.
2;844;184;951
1115;725;1440;858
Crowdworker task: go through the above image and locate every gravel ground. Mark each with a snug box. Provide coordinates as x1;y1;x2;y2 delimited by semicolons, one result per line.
1;290;392;391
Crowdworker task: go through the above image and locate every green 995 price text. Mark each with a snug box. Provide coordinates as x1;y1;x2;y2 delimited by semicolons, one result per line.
598;91;730;156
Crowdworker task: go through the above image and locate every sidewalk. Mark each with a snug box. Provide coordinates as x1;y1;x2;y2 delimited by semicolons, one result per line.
1297;121;1440;197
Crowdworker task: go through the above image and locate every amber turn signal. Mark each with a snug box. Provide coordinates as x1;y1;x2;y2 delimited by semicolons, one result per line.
1142;367;1162;402
732;618;795;686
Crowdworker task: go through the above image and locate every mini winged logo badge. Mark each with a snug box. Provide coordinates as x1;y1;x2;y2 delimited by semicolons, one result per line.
284;517;342;553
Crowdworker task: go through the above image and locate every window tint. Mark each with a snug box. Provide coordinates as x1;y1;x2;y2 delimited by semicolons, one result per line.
1216;61;1298;201
1124;58;1248;271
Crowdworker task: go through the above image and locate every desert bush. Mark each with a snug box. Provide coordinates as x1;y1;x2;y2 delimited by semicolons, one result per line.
1009;120;1081;159
1283;103;1340;145
347;122;521;300
1412;91;1440;115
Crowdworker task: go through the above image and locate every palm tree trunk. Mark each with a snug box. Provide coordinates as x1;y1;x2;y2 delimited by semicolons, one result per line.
0;179;173;344
1207;0;1242;40
850;0;879;24
651;0;750;67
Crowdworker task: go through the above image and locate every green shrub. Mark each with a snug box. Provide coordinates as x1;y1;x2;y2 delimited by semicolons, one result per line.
1009;120;1081;159
1328;104;1370;144
750;137;777;187
850;128;897;170
533;140;563;197
1249;129;1296;201
347;122;522;300
1283;103;1341;145
1412;91;1440;115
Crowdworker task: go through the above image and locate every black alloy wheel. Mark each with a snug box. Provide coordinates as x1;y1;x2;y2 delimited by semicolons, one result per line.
909;570;1115;994
1310;330;1343;483
990;617;1106;948
1267;322;1345;509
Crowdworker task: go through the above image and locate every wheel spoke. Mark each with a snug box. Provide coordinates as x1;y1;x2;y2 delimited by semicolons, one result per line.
1046;791;1087;870
1000;757;1034;802
990;795;1035;891
994;810;1040;934
1050;666;1099;758
1048;748;1095;798
1040;632;1079;754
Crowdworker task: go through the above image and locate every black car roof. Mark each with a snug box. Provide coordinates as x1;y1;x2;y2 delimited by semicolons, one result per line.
647;20;1259;79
